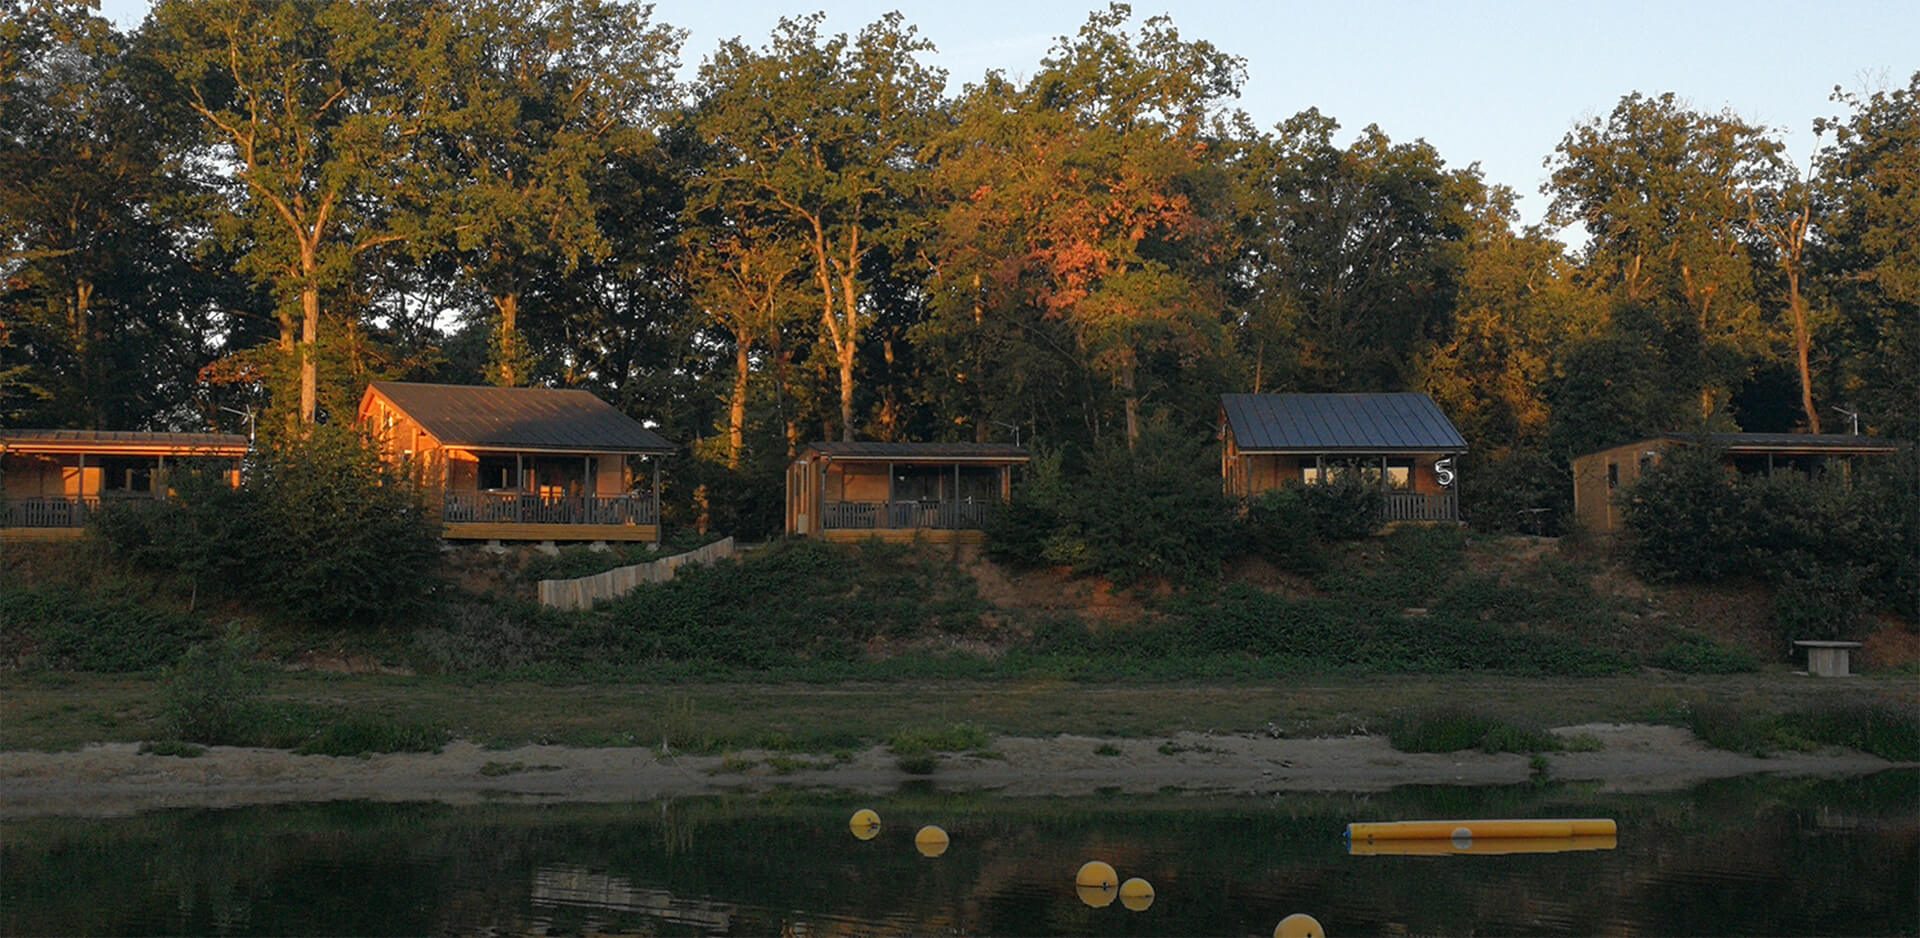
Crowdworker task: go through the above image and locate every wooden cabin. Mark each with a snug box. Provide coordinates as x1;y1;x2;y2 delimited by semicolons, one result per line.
1572;432;1904;535
1220;393;1468;523
786;442;1029;543
0;430;248;542
359;382;673;543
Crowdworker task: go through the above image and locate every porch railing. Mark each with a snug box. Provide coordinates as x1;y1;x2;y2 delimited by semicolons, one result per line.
1382;491;1459;523
821;499;1001;531
4;496;106;528
442;491;658;526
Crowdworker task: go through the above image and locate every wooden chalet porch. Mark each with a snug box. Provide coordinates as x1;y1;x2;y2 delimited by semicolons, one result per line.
0;430;249;542
788;442;1029;544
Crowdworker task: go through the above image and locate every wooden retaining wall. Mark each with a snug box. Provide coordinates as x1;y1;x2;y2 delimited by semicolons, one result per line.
537;537;736;611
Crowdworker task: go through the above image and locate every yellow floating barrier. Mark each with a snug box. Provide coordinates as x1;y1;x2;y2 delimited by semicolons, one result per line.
1350;834;1618;856
915;825;949;857
1345;818;1615;841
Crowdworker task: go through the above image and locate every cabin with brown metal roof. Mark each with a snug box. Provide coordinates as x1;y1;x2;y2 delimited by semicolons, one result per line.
786;441;1029;543
358;382;674;543
1572;432;1904;535
1220;393;1468;523
0;430;248;542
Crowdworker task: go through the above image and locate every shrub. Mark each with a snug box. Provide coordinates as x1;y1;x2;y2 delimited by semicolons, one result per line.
162;632;265;744
89;425;442;629
1770;562;1869;642
889;723;992;756
1459;449;1571;536
1;587;211;672
246;424;442;627
1619;443;1747;583
1386;707;1562;754
294;714;449;756
1649;633;1759;674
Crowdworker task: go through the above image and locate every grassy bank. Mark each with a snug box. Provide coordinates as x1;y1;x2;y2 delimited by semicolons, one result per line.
5;670;1915;760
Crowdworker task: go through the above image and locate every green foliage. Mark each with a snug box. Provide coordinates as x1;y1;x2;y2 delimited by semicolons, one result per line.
987;422;1236;584
161;632;266;745
1386;707;1564;754
294;715;449;757
1648;632;1759;674
1619;443;1747;582
0;585;211;672
1622;444;1917;636
1241;477;1383;572
1666;700;1919;761
247;425;443;626
888;724;991;757
93;426;442;629
1458;450;1571;536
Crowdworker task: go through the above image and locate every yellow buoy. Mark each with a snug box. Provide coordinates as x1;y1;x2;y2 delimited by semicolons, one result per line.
1345;818;1615;841
1119;877;1154;911
849;808;881;841
914;825;949;857
1075;860;1118;908
1075;860;1118;889
1275;912;1325;938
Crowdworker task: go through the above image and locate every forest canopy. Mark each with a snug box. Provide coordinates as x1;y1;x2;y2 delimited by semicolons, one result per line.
3;1;1914;536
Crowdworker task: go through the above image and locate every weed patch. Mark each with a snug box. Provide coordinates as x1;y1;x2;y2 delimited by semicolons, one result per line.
1387;706;1564;754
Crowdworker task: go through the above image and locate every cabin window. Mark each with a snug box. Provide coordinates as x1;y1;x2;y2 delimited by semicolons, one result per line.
1303;458;1410;488
1607;462;1619;489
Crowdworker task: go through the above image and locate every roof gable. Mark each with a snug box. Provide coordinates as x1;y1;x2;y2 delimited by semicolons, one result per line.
1221;393;1467;453
365;382;672;454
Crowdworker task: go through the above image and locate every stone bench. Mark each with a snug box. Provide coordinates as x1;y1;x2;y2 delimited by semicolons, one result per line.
1793;640;1863;677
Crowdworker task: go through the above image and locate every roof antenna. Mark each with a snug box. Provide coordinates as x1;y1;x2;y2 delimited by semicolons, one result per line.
219;405;257;447
1830;406;1859;436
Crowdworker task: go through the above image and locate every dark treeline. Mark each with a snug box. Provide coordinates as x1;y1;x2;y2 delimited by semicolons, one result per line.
4;1;1915;535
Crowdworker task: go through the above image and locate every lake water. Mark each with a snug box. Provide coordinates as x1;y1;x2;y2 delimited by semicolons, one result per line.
4;771;1915;936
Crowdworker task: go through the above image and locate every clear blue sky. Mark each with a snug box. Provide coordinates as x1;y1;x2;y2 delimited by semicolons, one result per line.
100;0;1917;228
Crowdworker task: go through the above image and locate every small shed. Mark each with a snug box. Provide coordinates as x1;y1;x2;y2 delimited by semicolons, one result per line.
1219;393;1468;523
359;382;674;542
0;429;248;541
1572;432;1904;535
786;441;1029;543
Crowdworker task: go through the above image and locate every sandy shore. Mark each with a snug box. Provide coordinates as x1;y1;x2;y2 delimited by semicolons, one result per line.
1;723;1908;818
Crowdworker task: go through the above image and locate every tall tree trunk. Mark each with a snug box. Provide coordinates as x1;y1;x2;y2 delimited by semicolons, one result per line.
1788;269;1820;433
1122;364;1140;449
298;239;320;425
70;279;94;427
493;292;522;387
729;337;751;470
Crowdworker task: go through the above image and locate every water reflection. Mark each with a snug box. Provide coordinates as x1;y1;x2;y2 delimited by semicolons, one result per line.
2;771;1914;936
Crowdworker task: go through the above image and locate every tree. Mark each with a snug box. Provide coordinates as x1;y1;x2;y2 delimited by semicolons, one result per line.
691;13;944;441
1;2;249;429
1546;92;1782;421
923;6;1242;448
1815;73;1920;439
432;0;683;387
148;0;453;425
1238;110;1475;393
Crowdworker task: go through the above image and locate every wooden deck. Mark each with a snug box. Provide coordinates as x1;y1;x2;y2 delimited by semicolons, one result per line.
0;526;85;543
443;522;660;543
819;528;988;545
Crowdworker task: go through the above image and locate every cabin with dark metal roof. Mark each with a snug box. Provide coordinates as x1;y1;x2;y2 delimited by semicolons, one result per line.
358;382;673;543
0;429;248;542
786;441;1029;542
1219;393;1468;523
1572;432;1904;535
